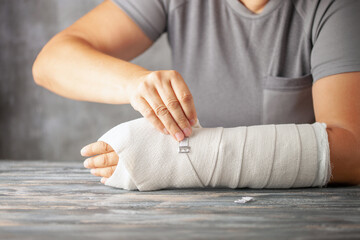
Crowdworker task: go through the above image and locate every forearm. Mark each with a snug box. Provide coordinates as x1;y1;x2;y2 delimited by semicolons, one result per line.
327;125;360;185
312;72;360;186
98;118;332;191
32;34;147;104
214;123;331;188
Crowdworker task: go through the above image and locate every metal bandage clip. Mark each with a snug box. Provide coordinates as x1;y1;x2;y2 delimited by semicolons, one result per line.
178;137;191;153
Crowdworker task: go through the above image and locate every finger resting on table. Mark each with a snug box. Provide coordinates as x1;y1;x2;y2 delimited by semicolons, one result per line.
90;166;116;178
101;177;108;184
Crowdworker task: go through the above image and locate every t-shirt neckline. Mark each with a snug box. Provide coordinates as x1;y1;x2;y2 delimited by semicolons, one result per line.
226;0;284;19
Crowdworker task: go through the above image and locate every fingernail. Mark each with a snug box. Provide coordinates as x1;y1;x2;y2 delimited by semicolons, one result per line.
101;178;106;184
163;128;169;135
83;159;89;168
190;119;196;126
183;127;191;137
90;169;95;174
80;146;88;156
175;132;184;141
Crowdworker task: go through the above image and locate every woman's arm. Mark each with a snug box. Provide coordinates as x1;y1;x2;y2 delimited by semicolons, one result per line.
32;0;197;141
313;72;360;185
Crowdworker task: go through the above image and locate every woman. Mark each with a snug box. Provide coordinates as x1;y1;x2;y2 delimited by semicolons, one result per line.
33;0;360;188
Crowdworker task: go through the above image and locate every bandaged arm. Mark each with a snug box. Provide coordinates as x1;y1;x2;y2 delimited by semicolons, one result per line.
99;118;331;191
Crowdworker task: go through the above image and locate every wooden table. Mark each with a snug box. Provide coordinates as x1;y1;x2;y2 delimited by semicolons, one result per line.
0;161;359;240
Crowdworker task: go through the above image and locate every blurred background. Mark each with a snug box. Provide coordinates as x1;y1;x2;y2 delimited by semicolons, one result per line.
0;0;172;161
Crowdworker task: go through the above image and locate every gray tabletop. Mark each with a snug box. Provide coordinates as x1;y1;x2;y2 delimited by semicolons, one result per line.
0;161;359;240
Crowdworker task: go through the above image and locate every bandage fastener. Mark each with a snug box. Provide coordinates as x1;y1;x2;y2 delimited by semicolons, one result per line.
178;137;191;153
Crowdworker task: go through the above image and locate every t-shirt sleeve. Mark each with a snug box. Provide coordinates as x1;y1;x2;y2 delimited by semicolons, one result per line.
311;0;360;82
111;0;168;41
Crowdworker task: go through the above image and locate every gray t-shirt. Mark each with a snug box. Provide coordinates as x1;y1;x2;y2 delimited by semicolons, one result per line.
112;0;360;127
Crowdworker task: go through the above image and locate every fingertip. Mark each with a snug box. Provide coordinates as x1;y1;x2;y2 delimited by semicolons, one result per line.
101;177;108;184
80;146;89;156
175;132;185;142
183;127;192;137
83;159;89;168
190;119;196;126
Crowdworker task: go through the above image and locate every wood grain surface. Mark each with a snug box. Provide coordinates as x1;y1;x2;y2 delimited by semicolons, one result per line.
0;161;359;240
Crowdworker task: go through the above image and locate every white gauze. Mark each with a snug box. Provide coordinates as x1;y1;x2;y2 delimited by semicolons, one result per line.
98;118;331;191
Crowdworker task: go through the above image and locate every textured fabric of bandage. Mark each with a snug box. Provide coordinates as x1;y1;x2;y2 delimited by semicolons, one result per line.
99;118;331;191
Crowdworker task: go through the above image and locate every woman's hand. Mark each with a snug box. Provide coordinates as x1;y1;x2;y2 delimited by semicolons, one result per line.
81;141;118;184
128;70;197;142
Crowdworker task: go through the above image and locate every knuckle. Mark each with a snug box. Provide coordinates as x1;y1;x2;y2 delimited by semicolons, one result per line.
179;92;193;102
102;154;108;166
148;71;162;83
155;105;169;117
168;70;179;78
166;99;180;111
104;143;109;152
99;141;107;151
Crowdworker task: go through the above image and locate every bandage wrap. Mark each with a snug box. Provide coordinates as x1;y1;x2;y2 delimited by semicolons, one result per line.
99;118;331;191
